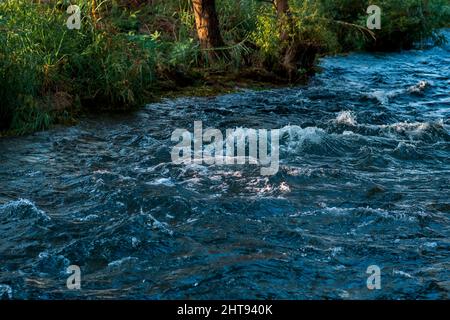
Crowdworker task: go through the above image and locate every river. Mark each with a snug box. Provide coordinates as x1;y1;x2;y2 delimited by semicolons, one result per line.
0;30;449;299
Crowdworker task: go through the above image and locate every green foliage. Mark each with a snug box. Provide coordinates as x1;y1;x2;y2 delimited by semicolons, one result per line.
371;0;450;50
251;0;338;70
252;5;280;59
0;0;61;133
73;31;156;107
0;0;156;134
320;0;450;51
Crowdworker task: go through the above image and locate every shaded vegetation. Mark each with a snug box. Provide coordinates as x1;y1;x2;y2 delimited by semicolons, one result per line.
0;0;449;135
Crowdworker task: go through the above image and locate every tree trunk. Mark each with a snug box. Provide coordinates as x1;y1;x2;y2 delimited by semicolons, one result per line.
192;0;226;61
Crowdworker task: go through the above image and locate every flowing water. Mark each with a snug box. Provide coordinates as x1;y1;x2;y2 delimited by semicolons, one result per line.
1;31;449;300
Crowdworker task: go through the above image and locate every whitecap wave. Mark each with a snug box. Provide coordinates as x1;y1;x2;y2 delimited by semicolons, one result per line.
407;80;430;93
335;111;357;126
280;125;326;149
0;199;50;222
108;256;139;269
365;80;431;104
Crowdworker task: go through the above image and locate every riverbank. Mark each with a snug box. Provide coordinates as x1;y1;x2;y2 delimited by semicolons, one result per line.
1;0;449;136
0;67;301;138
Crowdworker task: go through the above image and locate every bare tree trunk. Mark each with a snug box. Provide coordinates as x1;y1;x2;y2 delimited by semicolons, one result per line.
192;0;226;61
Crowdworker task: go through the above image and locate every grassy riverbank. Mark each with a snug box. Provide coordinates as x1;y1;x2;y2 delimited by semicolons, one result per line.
1;0;449;135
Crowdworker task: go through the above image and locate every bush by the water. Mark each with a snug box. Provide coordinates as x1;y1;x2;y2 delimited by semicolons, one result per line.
1;0;448;135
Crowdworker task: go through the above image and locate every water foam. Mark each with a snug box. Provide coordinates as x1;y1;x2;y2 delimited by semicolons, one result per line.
0;199;50;222
0;285;13;299
335;111;357;126
280;125;326;149
407;80;430;93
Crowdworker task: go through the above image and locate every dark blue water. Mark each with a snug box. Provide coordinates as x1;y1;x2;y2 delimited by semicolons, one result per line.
0;31;449;300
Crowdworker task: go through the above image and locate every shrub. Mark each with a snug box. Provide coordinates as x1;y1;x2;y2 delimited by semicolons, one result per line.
0;0;156;134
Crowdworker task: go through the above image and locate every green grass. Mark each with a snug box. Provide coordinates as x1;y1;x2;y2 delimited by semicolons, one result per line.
0;0;156;134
